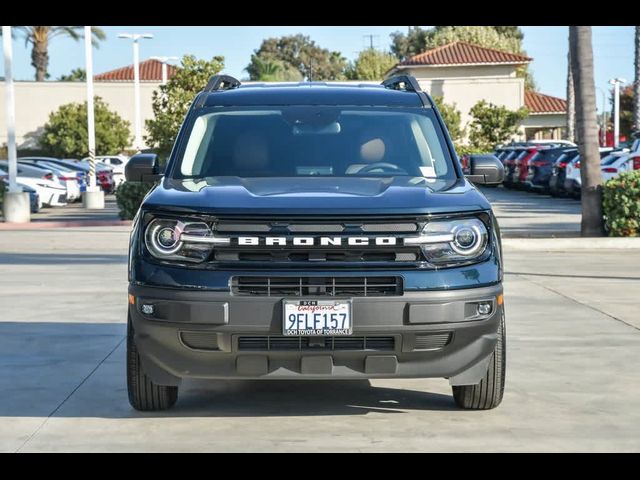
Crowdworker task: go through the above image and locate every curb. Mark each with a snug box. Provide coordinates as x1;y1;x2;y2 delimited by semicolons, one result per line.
502;237;640;250
0;220;131;230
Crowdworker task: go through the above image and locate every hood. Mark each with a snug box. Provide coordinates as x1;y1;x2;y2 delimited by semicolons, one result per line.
142;176;491;215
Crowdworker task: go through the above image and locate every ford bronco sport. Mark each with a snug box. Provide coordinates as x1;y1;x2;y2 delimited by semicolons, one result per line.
125;75;506;411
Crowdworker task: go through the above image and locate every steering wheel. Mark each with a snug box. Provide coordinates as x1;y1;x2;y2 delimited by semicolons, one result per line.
357;162;407;175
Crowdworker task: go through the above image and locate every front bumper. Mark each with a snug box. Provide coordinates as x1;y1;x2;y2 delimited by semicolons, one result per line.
129;283;503;386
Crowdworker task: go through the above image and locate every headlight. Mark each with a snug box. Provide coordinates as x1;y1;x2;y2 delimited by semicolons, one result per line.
144;218;219;263
407;217;489;266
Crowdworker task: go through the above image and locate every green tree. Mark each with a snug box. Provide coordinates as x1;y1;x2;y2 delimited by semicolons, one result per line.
248;56;303;81
390;27;430;61
145;55;225;161
468;100;528;152
432;95;464;143
39;97;131;158
345;48;397;80
611;85;634;141
246;34;347;81
58;67;86;81
14;26;105;81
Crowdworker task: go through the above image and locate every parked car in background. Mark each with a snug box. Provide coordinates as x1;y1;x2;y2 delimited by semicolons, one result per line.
0;173;41;213
513;146;549;188
0;163;66;207
74;159;116;193
502;147;528;188
564;148;624;198
19;158;82;202
90;155;129;187
548;150;580;197
599;151;634;182
525;147;576;193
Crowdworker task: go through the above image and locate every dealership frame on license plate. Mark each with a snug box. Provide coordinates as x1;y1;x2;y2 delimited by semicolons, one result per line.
283;299;352;336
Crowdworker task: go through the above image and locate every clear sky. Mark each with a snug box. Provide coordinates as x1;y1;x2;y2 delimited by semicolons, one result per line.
1;26;635;113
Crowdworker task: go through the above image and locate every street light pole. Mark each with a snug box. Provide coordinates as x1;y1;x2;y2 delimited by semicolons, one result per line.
2;25;30;223
118;33;153;152
609;78;627;148
150;56;178;85
82;25;104;209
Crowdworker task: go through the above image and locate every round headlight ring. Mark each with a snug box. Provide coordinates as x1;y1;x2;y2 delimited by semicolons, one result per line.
147;221;184;256
450;223;485;256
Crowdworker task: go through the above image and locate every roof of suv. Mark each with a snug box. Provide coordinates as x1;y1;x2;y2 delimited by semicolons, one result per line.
200;82;426;108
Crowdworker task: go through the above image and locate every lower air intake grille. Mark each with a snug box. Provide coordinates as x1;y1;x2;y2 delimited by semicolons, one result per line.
232;276;403;297
413;332;452;351
237;336;395;352
180;331;220;351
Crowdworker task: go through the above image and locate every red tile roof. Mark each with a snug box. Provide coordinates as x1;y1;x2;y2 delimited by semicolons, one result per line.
399;41;532;67
94;59;177;82
525;90;567;114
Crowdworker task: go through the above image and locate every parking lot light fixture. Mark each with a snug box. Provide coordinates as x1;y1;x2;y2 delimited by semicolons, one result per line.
150;56;178;85
82;25;104;209
118;33;154;152
2;25;30;223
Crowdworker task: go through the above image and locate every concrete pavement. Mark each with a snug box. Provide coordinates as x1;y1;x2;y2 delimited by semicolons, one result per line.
1;227;639;452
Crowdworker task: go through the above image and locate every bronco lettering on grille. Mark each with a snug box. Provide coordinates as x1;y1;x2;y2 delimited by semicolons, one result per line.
236;236;398;247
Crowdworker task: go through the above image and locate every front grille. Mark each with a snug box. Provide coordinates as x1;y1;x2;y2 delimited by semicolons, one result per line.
237;336;395;351
210;216;424;265
413;332;452;351
232;276;403;297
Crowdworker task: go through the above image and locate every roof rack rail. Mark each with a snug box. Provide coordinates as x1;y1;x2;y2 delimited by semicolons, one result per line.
382;75;422;93
203;74;241;93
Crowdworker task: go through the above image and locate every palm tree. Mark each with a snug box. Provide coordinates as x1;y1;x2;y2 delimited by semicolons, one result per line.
566;48;576;142
253;58;283;81
569;26;604;236
633;26;639;134
15;26;106;81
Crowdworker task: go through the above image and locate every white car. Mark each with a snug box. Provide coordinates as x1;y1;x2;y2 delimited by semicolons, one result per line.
0;165;66;207
600;152;635;182
83;155;128;187
20;159;81;202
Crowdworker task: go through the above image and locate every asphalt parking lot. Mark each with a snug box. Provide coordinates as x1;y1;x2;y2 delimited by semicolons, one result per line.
1;223;639;452
479;186;581;237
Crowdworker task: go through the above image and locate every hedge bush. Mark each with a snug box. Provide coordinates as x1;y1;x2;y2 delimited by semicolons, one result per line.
115;181;156;220
602;170;640;237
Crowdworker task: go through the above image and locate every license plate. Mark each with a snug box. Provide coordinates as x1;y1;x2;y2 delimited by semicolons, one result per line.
283;299;352;336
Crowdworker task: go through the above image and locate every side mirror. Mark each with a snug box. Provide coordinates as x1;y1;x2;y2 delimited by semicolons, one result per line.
124;153;161;182
465;154;504;185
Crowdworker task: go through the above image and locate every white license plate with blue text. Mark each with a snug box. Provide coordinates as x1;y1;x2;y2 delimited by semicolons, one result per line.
283;300;352;336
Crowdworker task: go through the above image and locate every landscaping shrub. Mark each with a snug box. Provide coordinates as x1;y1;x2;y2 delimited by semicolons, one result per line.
115;181;156;220
602;170;640;237
0;180;5;209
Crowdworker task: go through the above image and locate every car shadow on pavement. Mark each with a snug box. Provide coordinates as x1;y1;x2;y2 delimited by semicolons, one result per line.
167;379;458;416
0;321;458;419
0;253;128;265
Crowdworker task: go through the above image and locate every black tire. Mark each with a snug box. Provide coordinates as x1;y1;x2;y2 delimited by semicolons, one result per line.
452;310;506;410
127;316;178;411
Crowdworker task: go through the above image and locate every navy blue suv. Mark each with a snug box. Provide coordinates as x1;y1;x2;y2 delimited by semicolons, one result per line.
124;75;506;411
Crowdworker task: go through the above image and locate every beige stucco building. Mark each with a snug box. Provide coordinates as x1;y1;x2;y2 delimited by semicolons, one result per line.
0;59;175;150
386;41;567;142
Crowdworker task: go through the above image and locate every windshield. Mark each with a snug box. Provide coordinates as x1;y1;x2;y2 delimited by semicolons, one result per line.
172;106;456;180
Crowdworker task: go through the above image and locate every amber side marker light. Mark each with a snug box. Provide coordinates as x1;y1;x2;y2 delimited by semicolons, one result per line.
497;294;504;306
128;294;135;305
